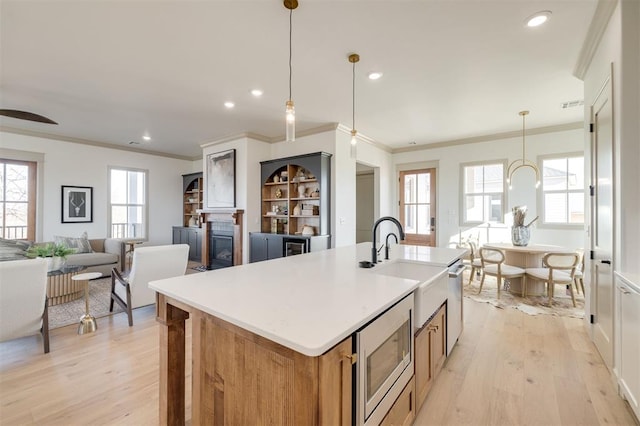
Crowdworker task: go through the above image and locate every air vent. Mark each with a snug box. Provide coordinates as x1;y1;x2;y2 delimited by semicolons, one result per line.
129;141;140;145
560;100;584;109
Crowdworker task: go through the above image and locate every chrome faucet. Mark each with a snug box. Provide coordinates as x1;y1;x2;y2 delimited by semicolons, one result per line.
372;216;405;264
384;232;398;260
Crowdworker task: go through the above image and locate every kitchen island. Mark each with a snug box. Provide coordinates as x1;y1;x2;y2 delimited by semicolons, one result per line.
150;242;465;425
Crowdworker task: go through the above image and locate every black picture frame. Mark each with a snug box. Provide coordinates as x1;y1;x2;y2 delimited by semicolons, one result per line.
206;149;236;208
61;185;93;223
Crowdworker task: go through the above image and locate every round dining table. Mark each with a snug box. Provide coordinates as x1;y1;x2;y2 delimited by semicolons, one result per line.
482;243;574;296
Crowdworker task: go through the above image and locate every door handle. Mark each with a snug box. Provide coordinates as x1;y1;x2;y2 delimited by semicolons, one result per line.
601;260;611;265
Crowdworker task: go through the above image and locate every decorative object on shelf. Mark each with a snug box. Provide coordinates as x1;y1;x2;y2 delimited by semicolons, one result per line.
283;0;299;142
280;170;288;182
293;203;301;216
275;188;282;198
511;205;534;246
188;216;197;227
61;185;93;223
273;175;280;183
312;188;320;198
297;183;306;198
206;149;236;208
348;53;360;151
506;111;540;189
301;225;314;236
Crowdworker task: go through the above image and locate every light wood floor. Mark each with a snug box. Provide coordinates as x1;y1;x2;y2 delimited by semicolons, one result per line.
1;298;637;425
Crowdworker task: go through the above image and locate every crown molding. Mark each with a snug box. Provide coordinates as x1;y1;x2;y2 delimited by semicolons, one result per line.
0;125;198;161
336;123;393;153
392;121;584;154
201;123;342;147
573;0;618;80
200;132;272;149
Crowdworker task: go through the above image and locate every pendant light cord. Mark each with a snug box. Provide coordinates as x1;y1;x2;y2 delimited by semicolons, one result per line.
288;8;293;102
522;113;526;161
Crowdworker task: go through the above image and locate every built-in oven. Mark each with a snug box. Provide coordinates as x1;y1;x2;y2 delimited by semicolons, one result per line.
282;237;309;257
356;294;414;426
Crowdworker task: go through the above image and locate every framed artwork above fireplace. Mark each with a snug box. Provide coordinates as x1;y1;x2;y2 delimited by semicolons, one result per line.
206;149;235;209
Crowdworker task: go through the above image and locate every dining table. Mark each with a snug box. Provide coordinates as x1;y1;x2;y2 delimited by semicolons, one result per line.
482;243;575;296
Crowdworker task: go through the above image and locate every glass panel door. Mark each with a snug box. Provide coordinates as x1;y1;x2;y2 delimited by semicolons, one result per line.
399;168;436;246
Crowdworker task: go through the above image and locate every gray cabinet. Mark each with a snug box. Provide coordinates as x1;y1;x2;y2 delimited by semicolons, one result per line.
249;233;283;263
172;226;202;262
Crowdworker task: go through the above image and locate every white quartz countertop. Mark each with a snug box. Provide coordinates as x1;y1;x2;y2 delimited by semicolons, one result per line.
149;242;466;357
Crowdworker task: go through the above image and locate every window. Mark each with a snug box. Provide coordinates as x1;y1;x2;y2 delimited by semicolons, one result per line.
0;159;36;240
399;168;436;246
461;161;506;224
108;167;148;238
541;154;584;225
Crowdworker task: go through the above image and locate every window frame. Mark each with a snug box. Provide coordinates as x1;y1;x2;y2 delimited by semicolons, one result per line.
0;158;37;241
107;166;149;239
459;159;508;226
537;152;585;229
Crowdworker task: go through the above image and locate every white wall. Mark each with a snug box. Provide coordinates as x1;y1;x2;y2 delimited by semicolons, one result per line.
1;131;193;245
392;128;585;249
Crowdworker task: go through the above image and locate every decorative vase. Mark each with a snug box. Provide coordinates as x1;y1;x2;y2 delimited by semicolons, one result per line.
188;216;197;227
511;226;530;246
297;184;306;198
46;256;65;272
293;203;301;216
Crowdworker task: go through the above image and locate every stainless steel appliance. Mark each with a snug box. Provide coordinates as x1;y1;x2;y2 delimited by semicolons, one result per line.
282;237;308;256
447;259;465;355
356;294;414;426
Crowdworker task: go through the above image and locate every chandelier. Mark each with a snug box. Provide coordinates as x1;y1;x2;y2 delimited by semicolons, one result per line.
507;110;540;189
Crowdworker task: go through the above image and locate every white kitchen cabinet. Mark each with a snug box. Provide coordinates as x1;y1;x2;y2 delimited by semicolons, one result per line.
616;272;640;421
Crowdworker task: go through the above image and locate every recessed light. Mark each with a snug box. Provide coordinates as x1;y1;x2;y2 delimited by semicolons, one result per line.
525;10;551;27
142;135;151;141
368;72;383;80
250;89;263;97
224;101;235;109
408;141;416;145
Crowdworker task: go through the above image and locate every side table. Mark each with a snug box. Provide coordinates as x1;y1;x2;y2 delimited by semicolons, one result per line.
72;272;102;334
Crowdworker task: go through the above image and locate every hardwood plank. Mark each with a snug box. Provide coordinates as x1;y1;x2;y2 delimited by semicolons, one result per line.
1;297;637;425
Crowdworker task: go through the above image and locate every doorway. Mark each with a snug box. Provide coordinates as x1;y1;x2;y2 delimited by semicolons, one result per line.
356;163;375;243
399;168;436;246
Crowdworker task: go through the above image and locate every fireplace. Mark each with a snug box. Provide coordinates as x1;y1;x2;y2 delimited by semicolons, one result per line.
208;221;234;270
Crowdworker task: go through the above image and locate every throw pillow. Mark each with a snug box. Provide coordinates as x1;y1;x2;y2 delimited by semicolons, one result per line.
0;238;32;261
54;232;93;254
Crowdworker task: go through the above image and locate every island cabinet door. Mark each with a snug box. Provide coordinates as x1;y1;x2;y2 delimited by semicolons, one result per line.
319;338;354;425
414;304;447;412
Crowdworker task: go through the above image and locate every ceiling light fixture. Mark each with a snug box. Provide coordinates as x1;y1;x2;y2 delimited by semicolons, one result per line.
224;101;235;109
349;53;360;148
368;71;383;80
251;89;263;97
284;0;298;142
142;135;151;141
507;110;540;189
525;10;551;27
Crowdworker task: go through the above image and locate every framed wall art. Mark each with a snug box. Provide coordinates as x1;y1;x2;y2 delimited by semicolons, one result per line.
206;149;236;208
61;185;93;223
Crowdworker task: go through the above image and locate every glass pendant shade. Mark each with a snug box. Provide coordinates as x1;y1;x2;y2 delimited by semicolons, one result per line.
286;100;295;142
350;129;357;146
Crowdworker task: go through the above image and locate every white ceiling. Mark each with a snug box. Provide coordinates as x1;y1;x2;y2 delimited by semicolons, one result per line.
0;0;596;159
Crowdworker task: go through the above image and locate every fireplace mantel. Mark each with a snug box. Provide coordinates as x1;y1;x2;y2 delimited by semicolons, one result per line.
200;209;244;268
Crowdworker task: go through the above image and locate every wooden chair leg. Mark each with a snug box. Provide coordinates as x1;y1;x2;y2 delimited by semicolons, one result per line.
468;266;475;285
42;299;50;354
568;282;576;307
126;286;133;327
548;281;554;305
478;272;486;294
521;276;526;298
497;276;501;299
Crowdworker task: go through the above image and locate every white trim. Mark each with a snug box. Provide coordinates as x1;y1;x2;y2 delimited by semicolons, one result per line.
459;159;508;226
573;0;618;80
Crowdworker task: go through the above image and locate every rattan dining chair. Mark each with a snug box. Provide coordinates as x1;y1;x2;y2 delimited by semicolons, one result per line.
525;252;580;306
573;249;585;295
478;247;526;299
467;241;483;285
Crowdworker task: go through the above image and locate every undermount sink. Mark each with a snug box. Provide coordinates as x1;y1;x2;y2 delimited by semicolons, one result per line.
371;260;446;283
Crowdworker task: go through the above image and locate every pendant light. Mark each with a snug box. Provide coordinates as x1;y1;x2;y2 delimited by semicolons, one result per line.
348;53;360;147
506;110;541;189
284;0;298;142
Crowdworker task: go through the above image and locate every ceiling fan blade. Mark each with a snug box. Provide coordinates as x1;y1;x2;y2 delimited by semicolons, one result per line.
0;109;58;124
